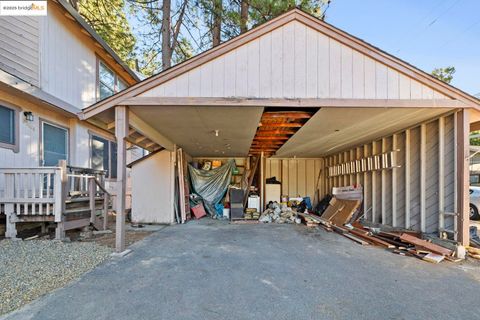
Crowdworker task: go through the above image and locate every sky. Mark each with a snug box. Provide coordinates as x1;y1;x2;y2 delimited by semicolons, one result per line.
325;0;480;96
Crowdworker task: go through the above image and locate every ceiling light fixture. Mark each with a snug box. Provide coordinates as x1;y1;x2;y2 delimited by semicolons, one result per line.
214;130;219;137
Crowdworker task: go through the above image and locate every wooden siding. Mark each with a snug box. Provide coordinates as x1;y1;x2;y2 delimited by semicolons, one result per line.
265;158;323;205
0;16;39;86
324;113;457;234
39;5;97;109
140;21;449;100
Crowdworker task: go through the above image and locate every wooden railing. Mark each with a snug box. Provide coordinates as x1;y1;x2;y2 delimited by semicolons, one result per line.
0;160;111;239
0;167;64;220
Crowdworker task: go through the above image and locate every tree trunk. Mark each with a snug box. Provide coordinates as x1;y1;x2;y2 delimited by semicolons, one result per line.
212;0;222;47
161;0;172;70
69;0;79;10
240;0;248;33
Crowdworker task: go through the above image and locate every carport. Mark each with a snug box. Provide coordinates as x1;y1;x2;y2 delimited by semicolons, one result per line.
80;9;480;253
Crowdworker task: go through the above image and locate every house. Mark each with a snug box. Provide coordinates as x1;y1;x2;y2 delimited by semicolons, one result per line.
0;0;152;237
80;8;480;253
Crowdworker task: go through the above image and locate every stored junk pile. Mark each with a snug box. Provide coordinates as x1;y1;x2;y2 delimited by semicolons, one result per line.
299;185;465;263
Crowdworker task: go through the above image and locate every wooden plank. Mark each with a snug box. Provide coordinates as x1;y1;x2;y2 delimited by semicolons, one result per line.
63;218;91;231
392;134;397;227
381;138;386;224
420;124;426;232
114;106;128;253
399;233;453;256
457;110;470;246
438;117;445;231
119;97;466;108
405;129;411;228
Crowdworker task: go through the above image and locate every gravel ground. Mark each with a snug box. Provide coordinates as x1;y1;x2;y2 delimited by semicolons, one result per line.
0;240;112;316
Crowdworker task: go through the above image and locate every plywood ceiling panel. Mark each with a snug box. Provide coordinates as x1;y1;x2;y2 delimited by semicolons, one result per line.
130;106;264;157
274;107;452;158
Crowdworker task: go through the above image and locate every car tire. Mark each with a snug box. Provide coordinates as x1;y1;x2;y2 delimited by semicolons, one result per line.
470;204;480;220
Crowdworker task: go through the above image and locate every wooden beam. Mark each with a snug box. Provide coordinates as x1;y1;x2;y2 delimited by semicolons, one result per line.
135;136;148;144
254;136;290;140
116;97;467;109
381;138;386;224
392;134;397;227
107;121;115;130
256;130;296;135
457;109;470;246
260;123;302;128
438;117;445;232
262;112;313;119
372;141;377;223
405;129;411;229
363;144;369;221
128;110;174;150
115;106;128;253
420;123;426;233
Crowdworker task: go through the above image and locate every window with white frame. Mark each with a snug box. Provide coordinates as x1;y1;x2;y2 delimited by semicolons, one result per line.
91;135;117;179
97;60;128;100
0;104;18;152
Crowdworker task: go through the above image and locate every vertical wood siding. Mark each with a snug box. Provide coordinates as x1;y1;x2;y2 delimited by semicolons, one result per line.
140;21;450;100
324;113;457;235
0;16;39;86
265;158;323;205
38;6;97;109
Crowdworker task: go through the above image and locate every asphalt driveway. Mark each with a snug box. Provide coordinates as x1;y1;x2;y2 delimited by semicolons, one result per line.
3;220;480;320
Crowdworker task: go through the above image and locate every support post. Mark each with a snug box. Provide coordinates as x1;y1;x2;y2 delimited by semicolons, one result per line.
89;178;96;224
392;134;397;227
55;160;67;240
438;117;445;232
405;129;411;229
5;174;17;238
260;151;265;211
420;124;426;233
456;109;470;246
115;106;129;253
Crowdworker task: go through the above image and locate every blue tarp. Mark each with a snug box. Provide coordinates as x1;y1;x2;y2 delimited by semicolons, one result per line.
188;160;235;217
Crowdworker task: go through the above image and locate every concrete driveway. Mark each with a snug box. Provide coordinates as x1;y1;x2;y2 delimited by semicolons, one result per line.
3;220;480;320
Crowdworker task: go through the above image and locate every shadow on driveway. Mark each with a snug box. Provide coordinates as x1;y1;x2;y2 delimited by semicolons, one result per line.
3;219;480;320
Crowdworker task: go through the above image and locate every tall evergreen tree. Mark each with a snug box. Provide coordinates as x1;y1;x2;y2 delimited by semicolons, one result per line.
72;0;136;68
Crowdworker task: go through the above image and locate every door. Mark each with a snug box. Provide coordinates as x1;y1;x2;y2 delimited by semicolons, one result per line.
41;122;68;166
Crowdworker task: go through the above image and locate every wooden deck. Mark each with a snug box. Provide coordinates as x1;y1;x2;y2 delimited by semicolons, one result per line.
0;160;111;239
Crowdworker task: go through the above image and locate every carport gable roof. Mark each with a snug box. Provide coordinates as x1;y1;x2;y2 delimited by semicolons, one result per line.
80;8;480;119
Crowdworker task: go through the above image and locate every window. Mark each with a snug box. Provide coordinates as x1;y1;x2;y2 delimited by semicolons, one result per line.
91;135;117;179
97;60;128;100
41;122;68;166
0;104;18;152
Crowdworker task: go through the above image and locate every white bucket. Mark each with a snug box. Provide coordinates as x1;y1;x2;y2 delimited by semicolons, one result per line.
223;208;230;219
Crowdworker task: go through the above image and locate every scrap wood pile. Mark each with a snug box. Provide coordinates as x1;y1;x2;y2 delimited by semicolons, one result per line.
468;226;480;260
300;186;463;263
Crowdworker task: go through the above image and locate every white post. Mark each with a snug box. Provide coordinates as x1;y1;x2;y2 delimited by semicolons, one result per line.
115;106;129;253
89;177;96;224
5;174;17;239
55;160;67;240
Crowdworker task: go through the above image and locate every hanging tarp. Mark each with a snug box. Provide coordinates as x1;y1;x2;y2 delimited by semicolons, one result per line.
188;160;235;217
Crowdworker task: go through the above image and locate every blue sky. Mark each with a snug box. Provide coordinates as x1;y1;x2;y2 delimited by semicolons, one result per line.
325;0;480;96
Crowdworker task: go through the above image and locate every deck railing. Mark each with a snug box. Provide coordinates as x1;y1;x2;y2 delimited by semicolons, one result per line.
0;160;111;238
0;167;64;222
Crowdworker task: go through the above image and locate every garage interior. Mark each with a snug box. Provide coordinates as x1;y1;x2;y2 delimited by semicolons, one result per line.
80;9;480;257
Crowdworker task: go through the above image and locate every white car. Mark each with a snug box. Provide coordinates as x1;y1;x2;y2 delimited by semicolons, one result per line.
470;186;480;220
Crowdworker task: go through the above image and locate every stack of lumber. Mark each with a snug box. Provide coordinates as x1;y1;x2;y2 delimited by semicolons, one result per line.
310;196;458;263
333;223;458;263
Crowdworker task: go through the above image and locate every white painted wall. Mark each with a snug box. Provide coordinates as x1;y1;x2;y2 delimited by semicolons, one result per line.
140;21;449;100
131;150;174;224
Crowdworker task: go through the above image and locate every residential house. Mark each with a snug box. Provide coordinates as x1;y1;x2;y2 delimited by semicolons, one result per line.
0;0;145;236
